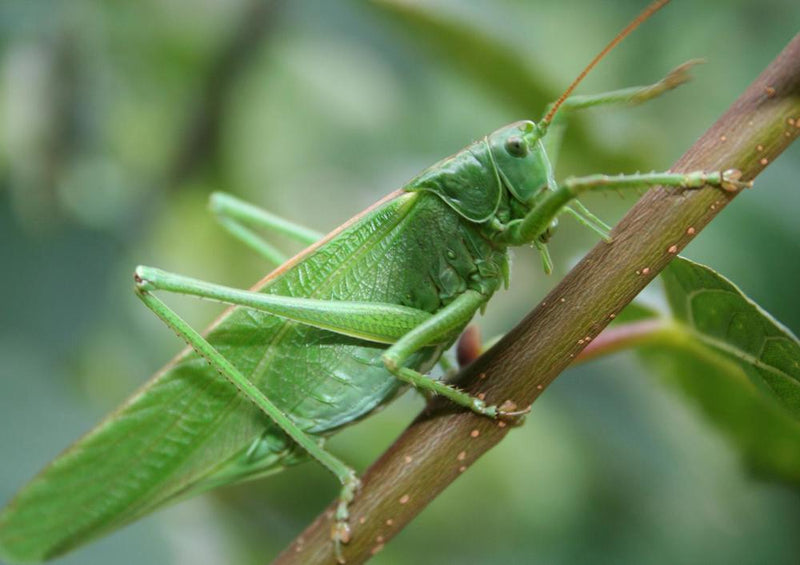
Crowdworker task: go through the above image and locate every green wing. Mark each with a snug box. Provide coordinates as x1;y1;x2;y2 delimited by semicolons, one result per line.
0;191;450;563
0;334;305;563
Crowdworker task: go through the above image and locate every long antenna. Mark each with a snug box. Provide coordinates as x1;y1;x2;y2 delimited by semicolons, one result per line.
541;0;671;127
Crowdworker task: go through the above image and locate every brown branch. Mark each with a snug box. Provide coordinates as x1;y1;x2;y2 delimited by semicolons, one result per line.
273;34;800;565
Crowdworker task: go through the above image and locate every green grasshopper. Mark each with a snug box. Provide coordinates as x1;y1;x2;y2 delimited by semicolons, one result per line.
0;1;750;562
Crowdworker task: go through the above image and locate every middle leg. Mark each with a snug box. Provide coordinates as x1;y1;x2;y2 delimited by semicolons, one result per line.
209;192;324;266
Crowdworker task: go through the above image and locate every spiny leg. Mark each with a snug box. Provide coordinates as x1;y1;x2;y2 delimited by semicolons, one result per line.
381;290;520;418
540;61;701;242
562;170;750;194
209;192;324;266
133;274;358;560
134;266;432;344
134;266;503;419
505;169;750;246
427;325;483;389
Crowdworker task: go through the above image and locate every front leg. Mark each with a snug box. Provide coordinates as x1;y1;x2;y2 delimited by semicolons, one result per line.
382;290;509;418
504;169;751;246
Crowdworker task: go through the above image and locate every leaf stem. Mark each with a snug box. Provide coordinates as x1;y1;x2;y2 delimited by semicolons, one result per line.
572;318;673;365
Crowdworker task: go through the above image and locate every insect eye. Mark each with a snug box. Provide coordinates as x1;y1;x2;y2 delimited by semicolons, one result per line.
505;136;527;157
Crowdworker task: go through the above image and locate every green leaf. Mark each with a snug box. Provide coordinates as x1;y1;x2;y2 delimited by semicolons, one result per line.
662;257;800;418
636;257;800;483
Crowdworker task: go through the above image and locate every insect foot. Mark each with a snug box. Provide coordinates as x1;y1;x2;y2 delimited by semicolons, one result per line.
496;399;531;427
332;471;362;564
720;169;753;192
383;353;502;420
133;265;156;292
331;521;351;564
661;59;705;89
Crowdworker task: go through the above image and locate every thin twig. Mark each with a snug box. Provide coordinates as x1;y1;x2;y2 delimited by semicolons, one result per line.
273;34;800;565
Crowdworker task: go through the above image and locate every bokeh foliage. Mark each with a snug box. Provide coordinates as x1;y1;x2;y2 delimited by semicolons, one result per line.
1;1;799;563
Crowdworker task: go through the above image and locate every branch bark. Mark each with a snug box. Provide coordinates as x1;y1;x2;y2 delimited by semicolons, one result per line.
273;33;800;565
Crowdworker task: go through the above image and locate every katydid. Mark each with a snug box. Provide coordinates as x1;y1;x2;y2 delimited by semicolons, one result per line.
0;1;751;562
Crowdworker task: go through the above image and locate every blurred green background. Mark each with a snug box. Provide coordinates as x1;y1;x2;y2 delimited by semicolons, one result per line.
1;1;799;563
